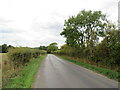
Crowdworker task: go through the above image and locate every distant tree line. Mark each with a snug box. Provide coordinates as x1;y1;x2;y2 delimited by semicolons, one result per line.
39;46;48;50
38;43;58;53
0;44;14;53
57;10;120;71
0;44;59;54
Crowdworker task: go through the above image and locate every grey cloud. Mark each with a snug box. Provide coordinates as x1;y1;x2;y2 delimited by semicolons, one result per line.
0;28;23;33
0;29;14;33
0;17;13;26
32;20;64;34
103;1;118;9
47;22;63;31
29;19;65;47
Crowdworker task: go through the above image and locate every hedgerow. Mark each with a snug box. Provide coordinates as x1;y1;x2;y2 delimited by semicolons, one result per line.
8;47;46;67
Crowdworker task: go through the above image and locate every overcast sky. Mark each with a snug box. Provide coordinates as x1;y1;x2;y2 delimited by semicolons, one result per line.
0;0;119;47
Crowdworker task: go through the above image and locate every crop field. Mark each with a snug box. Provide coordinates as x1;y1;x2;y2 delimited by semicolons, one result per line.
0;53;10;88
0;53;2;89
1;53;15;87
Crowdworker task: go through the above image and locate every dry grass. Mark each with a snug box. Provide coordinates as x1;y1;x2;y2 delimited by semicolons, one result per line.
0;53;2;89
5;55;46;88
1;53;18;87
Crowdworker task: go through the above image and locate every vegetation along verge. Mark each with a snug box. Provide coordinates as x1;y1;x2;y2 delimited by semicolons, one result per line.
4;55;46;88
57;55;120;82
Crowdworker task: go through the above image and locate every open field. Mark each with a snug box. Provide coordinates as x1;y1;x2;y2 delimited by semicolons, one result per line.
0;53;8;61
1;53;16;87
0;53;2;89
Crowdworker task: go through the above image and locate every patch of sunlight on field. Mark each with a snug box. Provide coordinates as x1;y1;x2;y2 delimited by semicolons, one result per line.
0;53;2;61
0;53;8;61
0;53;8;88
0;53;3;89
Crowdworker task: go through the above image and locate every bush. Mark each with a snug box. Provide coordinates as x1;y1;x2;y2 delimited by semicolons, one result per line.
56;34;120;71
8;47;46;67
2;48;46;87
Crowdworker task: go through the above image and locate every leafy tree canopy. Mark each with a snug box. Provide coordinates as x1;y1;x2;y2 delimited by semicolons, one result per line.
47;42;58;53
60;10;115;48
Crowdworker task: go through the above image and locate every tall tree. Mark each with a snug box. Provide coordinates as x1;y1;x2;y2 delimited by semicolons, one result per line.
1;44;8;53
94;30;120;69
61;10;113;59
47;42;58;53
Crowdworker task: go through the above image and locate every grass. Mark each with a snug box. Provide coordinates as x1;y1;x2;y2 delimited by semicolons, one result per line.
0;53;2;89
2;53;16;87
0;53;8;61
4;55;46;88
58;55;120;81
0;53;2;61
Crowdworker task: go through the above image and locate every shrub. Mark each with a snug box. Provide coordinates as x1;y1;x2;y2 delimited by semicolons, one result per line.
8;47;46;67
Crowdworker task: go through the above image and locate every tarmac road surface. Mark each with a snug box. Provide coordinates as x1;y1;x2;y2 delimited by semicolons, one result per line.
32;54;118;88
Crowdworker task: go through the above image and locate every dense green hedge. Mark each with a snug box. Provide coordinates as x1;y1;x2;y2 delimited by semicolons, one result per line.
2;47;46;87
8;47;46;67
4;55;46;88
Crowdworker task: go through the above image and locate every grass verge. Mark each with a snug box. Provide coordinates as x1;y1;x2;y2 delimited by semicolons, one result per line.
4;55;46;88
57;55;120;81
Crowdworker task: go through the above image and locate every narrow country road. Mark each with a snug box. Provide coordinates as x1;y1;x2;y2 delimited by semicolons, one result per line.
32;54;118;88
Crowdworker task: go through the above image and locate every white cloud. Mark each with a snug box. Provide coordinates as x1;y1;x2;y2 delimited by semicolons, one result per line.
0;0;119;47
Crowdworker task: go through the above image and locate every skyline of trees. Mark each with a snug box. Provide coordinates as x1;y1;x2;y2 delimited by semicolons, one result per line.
59;10;120;71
